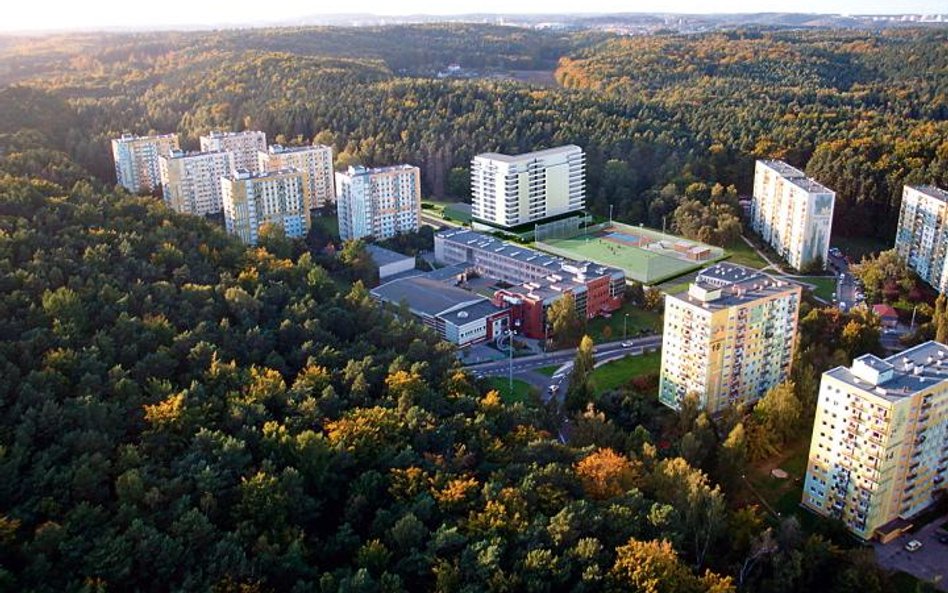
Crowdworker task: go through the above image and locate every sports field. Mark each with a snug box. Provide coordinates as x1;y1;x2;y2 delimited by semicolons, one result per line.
535;222;725;284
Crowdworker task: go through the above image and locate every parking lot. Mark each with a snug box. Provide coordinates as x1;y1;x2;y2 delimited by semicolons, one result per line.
874;515;948;590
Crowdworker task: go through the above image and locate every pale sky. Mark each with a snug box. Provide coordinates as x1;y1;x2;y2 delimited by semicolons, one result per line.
1;0;943;32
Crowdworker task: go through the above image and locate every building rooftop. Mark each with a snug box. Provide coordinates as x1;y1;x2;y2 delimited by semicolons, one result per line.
265;143;332;155
231;168;302;181
759;159;834;195
371;276;487;318
475;144;583;164
424;263;474;283
164;149;230;161
825;340;948;400
907;185;948;203
115;133;177;142
872;303;899;319
202;130;264;138
366;244;414;268
673;262;801;310
342;164;419;177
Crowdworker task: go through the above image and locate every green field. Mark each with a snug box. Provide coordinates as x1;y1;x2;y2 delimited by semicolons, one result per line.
536;223;725;284
802;276;837;301
589;351;662;395
422;200;472;223
487;377;535;405
725;239;771;269
586;302;662;343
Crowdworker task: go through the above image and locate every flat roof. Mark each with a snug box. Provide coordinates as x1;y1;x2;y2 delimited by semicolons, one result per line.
366;244;414;267
475;144;583;163
907;185;948;203
164;149;230;161
758;159;834;195
825;340;948;400
232;168;301;180
341;164;418;177
265;143;332;155
371;276;486;318
673;262;801;310
201;130;265;138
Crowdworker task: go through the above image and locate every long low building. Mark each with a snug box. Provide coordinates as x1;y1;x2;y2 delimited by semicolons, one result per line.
434;228;625;339
371;275;510;347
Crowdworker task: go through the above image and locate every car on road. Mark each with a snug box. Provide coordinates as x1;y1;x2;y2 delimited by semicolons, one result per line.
621;341;635;347
548;384;559;394
937;534;948;545
904;539;923;552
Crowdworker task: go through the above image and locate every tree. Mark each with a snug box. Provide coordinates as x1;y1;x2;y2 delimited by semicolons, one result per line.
566;335;596;411
643;287;664;312
608;538;734;593
575;447;641;500
753;381;802;444
850;249;915;303
548;293;584;348
934;294;948;344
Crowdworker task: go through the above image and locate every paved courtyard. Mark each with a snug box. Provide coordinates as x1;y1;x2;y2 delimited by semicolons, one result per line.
874;514;948;590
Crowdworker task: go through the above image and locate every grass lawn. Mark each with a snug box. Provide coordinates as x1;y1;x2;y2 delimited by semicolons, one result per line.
659;281;691;295
802;275;837;301
833;236;888;263
726;239;771;269
743;439;811;521
589;351;662;395
537;365;561;377
586;301;662;343
487;377;535;405
422;200;472;223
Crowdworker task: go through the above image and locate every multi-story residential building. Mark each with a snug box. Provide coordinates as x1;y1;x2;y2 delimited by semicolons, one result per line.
258;143;335;210
894;185;948;293
221;169;309;245
471;145;585;230
659;263;802;414
199;130;267;173
802;342;948;540
111;133;180;193
434;228;625;339
751;160;836;271
158;149;234;216
336;165;421;241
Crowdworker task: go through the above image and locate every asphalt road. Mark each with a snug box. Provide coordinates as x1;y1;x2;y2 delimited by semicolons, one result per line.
874;515;948;590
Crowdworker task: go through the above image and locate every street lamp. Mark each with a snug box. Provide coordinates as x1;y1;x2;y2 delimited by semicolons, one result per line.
623;313;629;340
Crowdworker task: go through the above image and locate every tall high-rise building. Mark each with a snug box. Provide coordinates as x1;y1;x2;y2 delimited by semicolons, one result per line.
802;342;948;540
659;263;802;414
471;145;585;229
111;133;180;193
258;144;334;210
336;165;421;241
158;149;234;216
221;169;309;245
200;130;267;173
894;185;948;293
751;160;835;271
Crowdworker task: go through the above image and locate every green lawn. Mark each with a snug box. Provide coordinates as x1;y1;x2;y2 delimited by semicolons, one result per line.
422;200;472;223
726;239;771;269
833;236;888;263
744;440;810;521
589;351;662;395
487;377;535;405
586;302;662;343
659;281;691;296
802;276;837;301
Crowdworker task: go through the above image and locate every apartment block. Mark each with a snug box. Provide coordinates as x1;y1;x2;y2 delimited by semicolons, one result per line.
221;169;309;245
894;185;948;293
659;263;802;414
336;165;421;241
158;149;234;216
200;130;267;173
111;133;180;193
751;160;835;271
258;143;335;210
434;228;625;339
471;145;585;230
802;342;948;540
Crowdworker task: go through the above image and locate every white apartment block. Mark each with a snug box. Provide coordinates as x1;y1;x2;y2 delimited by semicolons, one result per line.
471;145;585;229
221;169;309;245
894;185;948;293
111;133;180;193
200;130;267;173
336;165;421;241
258;144;335;210
159;149;234;216
802;342;948;540
659;263;802;414
751;160;836;271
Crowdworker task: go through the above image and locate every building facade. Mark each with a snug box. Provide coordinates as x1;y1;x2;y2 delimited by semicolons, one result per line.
894;185;948;293
471;145;585;229
751;160;836;271
434;228;625;339
336;165;421;241
200;130;267;173
258;144;335;210
802;342;948;540
158;149;234;216
111;133;180;193
659;263;802;414
221;169;309;245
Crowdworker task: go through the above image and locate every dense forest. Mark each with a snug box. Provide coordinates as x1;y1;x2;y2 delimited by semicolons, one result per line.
0;23;945;591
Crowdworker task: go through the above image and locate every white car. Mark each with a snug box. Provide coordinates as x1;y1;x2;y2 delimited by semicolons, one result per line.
904;539;923;552
621;341;634;347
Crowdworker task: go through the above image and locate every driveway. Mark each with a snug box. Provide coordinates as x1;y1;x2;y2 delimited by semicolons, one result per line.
874;515;948;590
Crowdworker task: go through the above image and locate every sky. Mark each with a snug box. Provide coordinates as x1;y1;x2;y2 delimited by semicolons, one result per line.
0;0;943;32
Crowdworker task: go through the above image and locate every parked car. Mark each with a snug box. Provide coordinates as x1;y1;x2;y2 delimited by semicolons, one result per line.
904;539;923;552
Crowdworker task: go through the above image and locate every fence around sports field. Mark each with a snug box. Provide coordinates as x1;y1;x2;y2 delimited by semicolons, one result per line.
534;221;726;284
